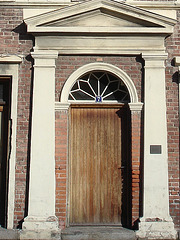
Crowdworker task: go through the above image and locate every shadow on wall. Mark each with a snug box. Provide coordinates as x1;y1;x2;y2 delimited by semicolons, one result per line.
13;22;35;229
13;22;34;45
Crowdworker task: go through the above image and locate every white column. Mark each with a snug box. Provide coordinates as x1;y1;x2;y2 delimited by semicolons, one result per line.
22;50;59;239
136;53;177;239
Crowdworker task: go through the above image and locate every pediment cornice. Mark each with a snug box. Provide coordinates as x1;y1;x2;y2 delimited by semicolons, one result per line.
24;0;176;35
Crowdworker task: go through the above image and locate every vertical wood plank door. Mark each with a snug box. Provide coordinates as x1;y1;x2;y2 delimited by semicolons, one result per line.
70;105;124;225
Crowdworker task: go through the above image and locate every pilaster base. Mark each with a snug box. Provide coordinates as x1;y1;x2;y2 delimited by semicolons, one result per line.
21;216;60;239
136;217;177;239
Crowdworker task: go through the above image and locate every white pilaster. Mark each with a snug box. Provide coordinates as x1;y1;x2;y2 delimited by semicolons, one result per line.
22;50;59;239
136;53;177;239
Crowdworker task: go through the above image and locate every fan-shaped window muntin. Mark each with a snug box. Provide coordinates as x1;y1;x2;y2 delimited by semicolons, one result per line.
68;71;130;103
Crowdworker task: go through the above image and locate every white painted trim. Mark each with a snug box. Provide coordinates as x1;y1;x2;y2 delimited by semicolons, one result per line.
24;0;177;27
31;49;59;59
55;102;70;111
136;53;177;239
27;26;174;34
0;55;22;63
129;102;144;111
0;55;22;229
22;50;59;237
60;62;139;104
142;53;168;61
0;0;180;10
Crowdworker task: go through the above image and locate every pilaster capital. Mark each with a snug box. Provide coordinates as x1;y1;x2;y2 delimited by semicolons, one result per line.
31;49;58;68
129;102;144;112
142;53;168;61
142;53;168;68
31;49;58;60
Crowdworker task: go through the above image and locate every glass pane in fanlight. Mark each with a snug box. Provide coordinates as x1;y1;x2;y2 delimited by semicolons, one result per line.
72;91;94;100
81;74;89;81
68;71;130;102
68;95;74;100
104;90;130;102
108;81;119;92
100;74;109;95
79;81;95;97
89;74;98;95
92;72;104;79
71;82;78;91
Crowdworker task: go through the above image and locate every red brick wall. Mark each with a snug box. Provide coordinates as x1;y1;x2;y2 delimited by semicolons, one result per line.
55;111;68;229
131;111;142;225
0;8;33;227
165;11;180;230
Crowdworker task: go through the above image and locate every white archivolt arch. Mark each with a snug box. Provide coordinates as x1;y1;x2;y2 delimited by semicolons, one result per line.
60;62;139;104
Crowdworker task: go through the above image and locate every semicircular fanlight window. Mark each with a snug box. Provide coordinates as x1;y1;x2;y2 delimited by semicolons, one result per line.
68;71;130;103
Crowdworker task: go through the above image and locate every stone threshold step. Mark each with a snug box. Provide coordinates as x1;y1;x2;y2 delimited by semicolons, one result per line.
61;226;137;240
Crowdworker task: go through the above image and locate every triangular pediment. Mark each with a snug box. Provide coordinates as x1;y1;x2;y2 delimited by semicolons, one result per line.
41;8;160;28
25;0;176;34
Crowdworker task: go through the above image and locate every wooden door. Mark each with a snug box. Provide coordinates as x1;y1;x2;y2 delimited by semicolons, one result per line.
70;105;124;225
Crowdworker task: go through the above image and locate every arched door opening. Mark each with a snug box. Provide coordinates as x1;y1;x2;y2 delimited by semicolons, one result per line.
67;69;132;228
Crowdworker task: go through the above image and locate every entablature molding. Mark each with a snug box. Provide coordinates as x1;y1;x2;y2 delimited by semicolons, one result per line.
35;35;166;55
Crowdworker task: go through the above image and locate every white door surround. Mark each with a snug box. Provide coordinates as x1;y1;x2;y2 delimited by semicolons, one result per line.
22;0;177;239
0;56;22;229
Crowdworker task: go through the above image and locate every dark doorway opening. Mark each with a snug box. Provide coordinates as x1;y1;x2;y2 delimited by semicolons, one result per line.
117;106;132;228
0;77;11;228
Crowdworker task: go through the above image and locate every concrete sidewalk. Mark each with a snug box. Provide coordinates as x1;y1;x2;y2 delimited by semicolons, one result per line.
0;226;136;240
61;226;137;240
0;227;19;240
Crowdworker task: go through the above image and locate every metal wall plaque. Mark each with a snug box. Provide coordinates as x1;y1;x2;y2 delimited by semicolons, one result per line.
150;145;162;154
